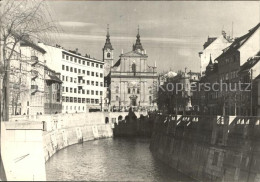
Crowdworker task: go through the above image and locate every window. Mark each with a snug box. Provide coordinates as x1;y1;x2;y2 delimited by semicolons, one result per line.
82;98;85;103
91;72;94;76
75;58;77;63
62;65;65;70
83;61;85;65
137;88;140;94
70;67;73;72
74;97;77;103
66;55;69;60
87;71;90;75
87;90;89;94
66;87;68;92
83;70;85;74
70;97;73;102
62;76;65;81
91;63;94;67
74;88;77;93
66;66;69;71
62;54;65;59
95;99;99;104
87;98;90;103
128;88;131;94
91;99;94;103
66;76;68;81
91;81;94;86
70;77;73;82
91;90;94;95
79;59;81;64
212;152;219;166
96;63;99;68
70;88;73;93
87;80;90;85
100;65;103;69
62;86;65;92
107;53;110;58
100;73;103;78
78;98;81;103
116;96;119;101
96;82;98;86
82;89;85;94
96;91;98;95
100;91;103;95
78;69;81;74
74;68;77;73
87;62;90;66
100;82;103;87
96;72;99;77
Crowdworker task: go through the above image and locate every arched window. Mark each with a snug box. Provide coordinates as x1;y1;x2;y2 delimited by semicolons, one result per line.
107;53;110;58
132;63;136;75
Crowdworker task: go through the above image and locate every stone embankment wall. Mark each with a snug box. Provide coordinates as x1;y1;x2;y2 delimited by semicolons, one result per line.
150;114;260;182
1;112;125;181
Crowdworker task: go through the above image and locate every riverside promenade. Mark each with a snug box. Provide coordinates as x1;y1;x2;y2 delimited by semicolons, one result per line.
0;111;147;181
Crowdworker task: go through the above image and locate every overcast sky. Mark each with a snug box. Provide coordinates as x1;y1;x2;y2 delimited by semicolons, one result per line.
47;1;260;73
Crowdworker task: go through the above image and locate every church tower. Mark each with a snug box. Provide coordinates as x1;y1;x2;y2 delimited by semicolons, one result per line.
103;24;114;76
132;25;144;53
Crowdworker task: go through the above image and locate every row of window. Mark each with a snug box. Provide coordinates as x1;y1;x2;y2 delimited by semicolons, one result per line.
62;77;103;86
63;105;85;111
62;65;103;77
220;70;238;81
115;88;153;94
62;96;100;104
219;55;239;66
62;87;103;95
62;54;103;69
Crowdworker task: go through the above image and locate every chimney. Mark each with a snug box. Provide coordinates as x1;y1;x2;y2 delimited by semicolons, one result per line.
222;30;226;38
121;49;123;54
75;48;78;54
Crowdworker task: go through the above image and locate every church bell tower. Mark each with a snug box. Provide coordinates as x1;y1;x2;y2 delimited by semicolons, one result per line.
103;24;114;76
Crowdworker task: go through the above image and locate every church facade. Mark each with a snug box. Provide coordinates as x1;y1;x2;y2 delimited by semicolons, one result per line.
103;26;158;111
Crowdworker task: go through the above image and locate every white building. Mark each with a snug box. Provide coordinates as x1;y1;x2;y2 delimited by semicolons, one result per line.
38;43;105;113
199;31;233;76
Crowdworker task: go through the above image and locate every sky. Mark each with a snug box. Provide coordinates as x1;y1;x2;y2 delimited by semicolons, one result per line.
46;1;260;73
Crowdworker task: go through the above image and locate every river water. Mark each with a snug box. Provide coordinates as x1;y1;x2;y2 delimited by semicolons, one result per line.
46;138;193;181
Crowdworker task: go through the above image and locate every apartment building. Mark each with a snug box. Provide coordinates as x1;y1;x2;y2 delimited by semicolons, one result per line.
39;43;105;113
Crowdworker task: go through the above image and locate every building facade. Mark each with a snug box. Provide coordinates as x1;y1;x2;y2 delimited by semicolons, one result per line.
199;31;233;76
39;43;105;113
104;28;158;111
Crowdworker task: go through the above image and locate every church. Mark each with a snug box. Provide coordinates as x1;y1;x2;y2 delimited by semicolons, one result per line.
103;25;158;111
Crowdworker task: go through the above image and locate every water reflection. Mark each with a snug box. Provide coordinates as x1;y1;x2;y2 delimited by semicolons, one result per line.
46;138;193;181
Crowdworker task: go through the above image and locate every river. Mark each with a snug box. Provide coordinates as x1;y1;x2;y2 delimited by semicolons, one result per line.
46;138;193;181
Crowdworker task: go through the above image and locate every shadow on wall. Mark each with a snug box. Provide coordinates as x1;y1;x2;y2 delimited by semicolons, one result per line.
0;154;7;181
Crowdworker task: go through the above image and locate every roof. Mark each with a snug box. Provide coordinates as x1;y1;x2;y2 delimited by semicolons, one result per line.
112;59;121;68
45;74;62;83
216;22;260;60
203;37;217;49
238;55;260;74
120;50;147;58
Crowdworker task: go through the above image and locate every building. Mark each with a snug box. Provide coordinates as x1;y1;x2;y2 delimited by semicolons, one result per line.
199;55;219;115
215;22;260;116
199;31;233;76
238;52;260;116
18;37;47;115
104;27;158;111
44;66;62;114
39;43;105;113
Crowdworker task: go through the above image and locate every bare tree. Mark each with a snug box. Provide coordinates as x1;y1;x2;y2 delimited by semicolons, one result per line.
0;0;57;121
